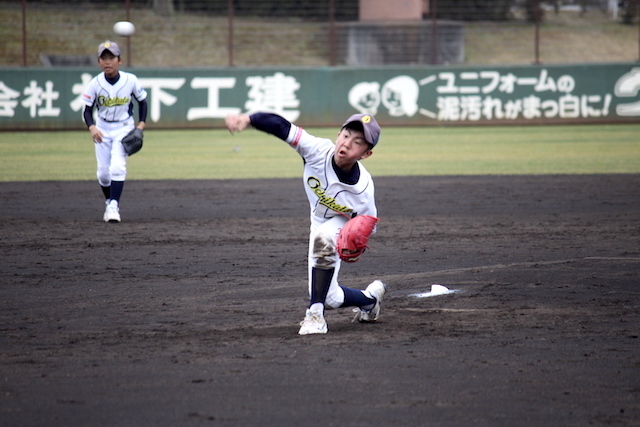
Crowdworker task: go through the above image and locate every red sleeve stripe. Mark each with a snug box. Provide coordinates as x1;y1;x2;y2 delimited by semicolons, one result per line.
291;126;303;147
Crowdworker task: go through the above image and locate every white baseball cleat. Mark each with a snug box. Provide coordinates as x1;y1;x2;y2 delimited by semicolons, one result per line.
103;201;121;223
353;280;387;323
298;309;328;335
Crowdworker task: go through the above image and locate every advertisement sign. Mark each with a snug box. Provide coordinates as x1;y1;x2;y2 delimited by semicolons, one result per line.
1;63;639;129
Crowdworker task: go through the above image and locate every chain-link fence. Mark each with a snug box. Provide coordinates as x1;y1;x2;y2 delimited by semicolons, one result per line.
1;0;638;68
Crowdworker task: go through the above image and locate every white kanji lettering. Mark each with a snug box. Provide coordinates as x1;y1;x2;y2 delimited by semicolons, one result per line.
187;77;240;120
460;96;482;121
437;96;460;121
244;72;300;122
139;77;186;122
37;81;60;117
0;81;20;117
558;94;580;118
21;80;60;118
21;81;41;118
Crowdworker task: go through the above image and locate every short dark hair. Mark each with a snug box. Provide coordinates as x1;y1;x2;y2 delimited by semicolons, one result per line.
343;122;374;150
344;121;363;132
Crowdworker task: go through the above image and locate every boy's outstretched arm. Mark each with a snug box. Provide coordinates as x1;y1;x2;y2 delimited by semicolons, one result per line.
225;112;292;141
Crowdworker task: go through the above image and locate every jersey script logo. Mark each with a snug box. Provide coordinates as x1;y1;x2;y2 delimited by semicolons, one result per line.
97;95;131;107
307;177;353;215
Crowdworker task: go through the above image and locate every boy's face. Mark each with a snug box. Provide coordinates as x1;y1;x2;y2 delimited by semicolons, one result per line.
333;126;373;170
98;52;121;77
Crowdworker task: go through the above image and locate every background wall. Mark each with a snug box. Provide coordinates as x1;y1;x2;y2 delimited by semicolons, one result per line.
1;63;639;130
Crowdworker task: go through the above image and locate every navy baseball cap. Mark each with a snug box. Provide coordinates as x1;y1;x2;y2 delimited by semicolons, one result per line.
98;41;121;57
342;114;381;147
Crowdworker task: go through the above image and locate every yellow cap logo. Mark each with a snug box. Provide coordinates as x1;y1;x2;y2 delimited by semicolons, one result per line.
105;42;111;47
362;115;371;123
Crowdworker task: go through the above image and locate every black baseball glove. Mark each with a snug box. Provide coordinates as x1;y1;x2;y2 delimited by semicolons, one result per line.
121;128;144;156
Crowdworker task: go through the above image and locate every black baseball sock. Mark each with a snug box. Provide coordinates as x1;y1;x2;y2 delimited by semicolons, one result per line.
101;185;110;200
309;267;334;307
110;181;124;203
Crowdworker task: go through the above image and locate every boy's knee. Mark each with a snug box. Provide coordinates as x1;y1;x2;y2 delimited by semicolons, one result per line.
312;232;338;268
97;169;110;187
109;165;126;181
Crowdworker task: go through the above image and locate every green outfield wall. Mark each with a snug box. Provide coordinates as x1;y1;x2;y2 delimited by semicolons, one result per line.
1;63;639;130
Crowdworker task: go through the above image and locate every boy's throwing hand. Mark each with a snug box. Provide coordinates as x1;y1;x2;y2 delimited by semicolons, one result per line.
225;114;251;134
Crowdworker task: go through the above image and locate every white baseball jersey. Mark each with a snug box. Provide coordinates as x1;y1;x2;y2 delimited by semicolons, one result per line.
82;71;147;123
286;124;377;229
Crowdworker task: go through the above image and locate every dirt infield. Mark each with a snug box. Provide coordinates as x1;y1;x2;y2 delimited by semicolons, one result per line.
1;175;639;426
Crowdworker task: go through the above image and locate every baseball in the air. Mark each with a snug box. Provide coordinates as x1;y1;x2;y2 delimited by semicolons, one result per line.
113;21;135;37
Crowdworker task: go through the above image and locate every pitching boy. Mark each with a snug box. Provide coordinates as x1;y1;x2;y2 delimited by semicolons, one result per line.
82;40;148;223
225;112;387;335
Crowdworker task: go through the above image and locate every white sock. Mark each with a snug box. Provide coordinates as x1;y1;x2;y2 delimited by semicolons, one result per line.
309;302;324;315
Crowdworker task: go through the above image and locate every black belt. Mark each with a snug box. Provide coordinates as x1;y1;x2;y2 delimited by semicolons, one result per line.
102;117;132;123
